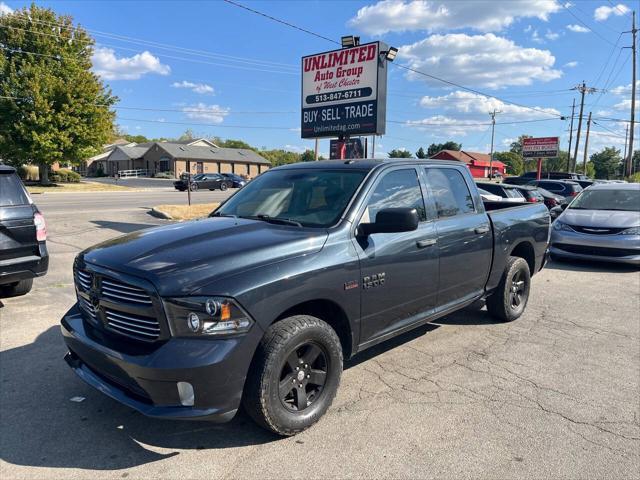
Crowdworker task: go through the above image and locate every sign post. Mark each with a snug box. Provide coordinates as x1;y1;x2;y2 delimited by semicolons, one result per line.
522;137;560;180
301;41;389;145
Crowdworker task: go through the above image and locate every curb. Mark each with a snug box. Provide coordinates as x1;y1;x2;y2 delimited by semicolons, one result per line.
149;208;173;220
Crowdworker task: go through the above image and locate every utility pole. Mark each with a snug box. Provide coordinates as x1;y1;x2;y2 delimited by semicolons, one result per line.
567;98;576;171
624;11;637;177
623;123;629;160
571;81;597;171
582;111;592;174
314;138;319;161
488;109;501;179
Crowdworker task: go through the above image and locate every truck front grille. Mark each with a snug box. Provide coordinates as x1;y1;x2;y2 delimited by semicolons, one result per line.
105;309;161;340
73;265;165;342
101;278;153;305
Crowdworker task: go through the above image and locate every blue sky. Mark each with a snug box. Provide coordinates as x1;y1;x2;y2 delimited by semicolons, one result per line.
1;0;637;158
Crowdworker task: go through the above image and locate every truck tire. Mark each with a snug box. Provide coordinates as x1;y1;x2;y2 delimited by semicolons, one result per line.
243;315;343;436
0;278;33;297
486;256;530;322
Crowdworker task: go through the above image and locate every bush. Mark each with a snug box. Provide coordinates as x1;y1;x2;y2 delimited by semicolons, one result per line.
17;165;39;181
627;172;640;183
54;168;81;183
154;171;175;179
50;174;61;182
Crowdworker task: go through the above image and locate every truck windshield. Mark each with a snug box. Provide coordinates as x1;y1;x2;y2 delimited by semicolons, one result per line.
214;169;367;227
569;188;640;212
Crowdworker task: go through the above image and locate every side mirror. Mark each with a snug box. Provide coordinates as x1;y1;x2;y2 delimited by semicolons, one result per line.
359;208;419;236
560;203;568;210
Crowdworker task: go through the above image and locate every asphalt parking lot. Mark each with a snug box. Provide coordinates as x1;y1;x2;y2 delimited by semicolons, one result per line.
1;191;638;479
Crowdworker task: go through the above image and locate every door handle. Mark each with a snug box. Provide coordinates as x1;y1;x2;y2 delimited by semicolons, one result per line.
474;226;490;234
416;239;437;248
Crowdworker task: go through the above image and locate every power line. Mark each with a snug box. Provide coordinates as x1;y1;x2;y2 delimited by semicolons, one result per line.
563;3;620;47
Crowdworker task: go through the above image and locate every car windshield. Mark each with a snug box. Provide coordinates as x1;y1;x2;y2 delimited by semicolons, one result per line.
214;169;367;227
569;188;640;212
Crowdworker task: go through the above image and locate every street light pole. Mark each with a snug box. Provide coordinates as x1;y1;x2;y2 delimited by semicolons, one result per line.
488;109;500;179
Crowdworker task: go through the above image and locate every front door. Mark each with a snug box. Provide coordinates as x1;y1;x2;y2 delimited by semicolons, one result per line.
423;167;493;307
196;162;203;174
354;167;439;345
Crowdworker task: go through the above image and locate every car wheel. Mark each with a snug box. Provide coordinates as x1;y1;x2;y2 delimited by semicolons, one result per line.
486;256;530;322
190;183;198;192
220;183;228;191
243;315;343;436
0;278;33;298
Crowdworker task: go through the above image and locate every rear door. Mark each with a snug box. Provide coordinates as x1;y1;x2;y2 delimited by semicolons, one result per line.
355;167;439;344
0;172;38;266
423;166;493;308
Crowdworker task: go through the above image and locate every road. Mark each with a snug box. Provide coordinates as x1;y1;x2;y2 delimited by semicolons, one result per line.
1;191;638;479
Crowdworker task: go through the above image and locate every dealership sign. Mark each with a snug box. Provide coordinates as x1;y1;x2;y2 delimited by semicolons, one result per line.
301;41;388;139
522;137;560;158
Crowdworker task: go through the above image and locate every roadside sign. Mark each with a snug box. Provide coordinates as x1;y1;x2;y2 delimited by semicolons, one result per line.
301;41;388;139
329;138;364;159
522;137;559;158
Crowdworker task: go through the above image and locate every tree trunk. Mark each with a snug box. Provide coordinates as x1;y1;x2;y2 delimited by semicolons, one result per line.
38;163;50;184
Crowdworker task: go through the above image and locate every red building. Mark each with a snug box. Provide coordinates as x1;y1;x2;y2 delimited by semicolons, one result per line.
430;150;506;178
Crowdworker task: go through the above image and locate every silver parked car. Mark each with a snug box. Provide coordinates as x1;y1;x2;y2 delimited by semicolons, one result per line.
550;183;640;265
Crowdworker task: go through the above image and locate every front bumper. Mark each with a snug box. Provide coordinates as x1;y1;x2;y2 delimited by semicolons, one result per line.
550;229;640;265
61;304;262;421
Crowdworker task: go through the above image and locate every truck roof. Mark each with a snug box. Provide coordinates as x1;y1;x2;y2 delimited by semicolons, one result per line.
273;158;464;171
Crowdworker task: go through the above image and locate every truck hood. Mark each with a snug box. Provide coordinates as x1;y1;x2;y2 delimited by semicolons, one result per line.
80;217;328;296
561;208;640;228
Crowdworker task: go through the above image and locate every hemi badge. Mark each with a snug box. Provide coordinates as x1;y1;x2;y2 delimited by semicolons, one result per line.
344;280;359;290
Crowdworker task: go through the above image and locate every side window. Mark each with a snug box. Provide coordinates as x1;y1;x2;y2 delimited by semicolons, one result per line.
424;168;475;218
362;169;426;223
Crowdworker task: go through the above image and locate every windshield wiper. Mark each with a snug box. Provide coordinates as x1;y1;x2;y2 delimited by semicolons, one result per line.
243;214;303;227
211;212;237;218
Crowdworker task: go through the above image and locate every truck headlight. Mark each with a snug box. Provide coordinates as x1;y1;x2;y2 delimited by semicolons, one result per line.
164;297;253;337
620;226;640;235
553;221;573;232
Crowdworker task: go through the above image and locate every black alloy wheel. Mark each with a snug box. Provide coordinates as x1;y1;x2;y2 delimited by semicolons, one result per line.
509;269;526;310
220;182;228;191
487;256;530;322
190;182;198;191
279;343;327;412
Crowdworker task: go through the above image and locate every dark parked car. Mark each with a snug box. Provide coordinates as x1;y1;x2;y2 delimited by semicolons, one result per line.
551;183;640;265
522;171;586;180
0;164;48;297
535;187;566;209
221;173;247;188
174;173;232;192
476;182;527;203
574;179;594;189
62;159;550;436
526;180;583;201
511;185;545;204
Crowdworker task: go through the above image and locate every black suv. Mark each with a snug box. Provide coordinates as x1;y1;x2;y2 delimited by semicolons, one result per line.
525;179;583;200
0;165;48;296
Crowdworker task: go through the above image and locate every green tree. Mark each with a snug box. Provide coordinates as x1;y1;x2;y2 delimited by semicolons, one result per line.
509;135;533;156
0;5;117;183
388;148;413;158
427;141;461;157
576;161;596;178
415;147;427;159
494;151;524;176
590;147;621;179
220;139;256;150
299;149;316;162
260;149;301;166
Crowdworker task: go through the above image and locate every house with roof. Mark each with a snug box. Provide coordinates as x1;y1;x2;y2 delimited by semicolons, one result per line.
429;150;506;178
101;138;270;178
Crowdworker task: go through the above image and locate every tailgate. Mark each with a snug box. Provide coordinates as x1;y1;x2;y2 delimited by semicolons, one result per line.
0;205;38;263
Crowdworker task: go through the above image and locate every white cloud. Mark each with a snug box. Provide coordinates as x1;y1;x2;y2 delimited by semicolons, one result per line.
0;2;13;15
92;47;170;80
531;29;544;43
284;145;305;153
609;81;639;96
563;61;578;68
613;99;632;111
566;24;589;33
594;4;629;21
171;80;214;95
419;90;561;119
182;103;230;123
400;33;562;89
405;115;488;136
348;0;561;34
545;29;560;41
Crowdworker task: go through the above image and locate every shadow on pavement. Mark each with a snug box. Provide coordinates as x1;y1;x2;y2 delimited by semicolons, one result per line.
545;258;639;273
91;220;160;234
0;327;276;472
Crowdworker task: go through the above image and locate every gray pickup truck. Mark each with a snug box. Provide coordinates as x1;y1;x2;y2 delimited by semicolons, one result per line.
61;159;550;435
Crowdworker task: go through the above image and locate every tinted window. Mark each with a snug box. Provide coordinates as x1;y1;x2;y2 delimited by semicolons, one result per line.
363;169;426;223
217;169;366;228
478;183;501;195
505;188;524;199
0;173;30;206
569;188;640;212
539;181;562;192
425;168;475;218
